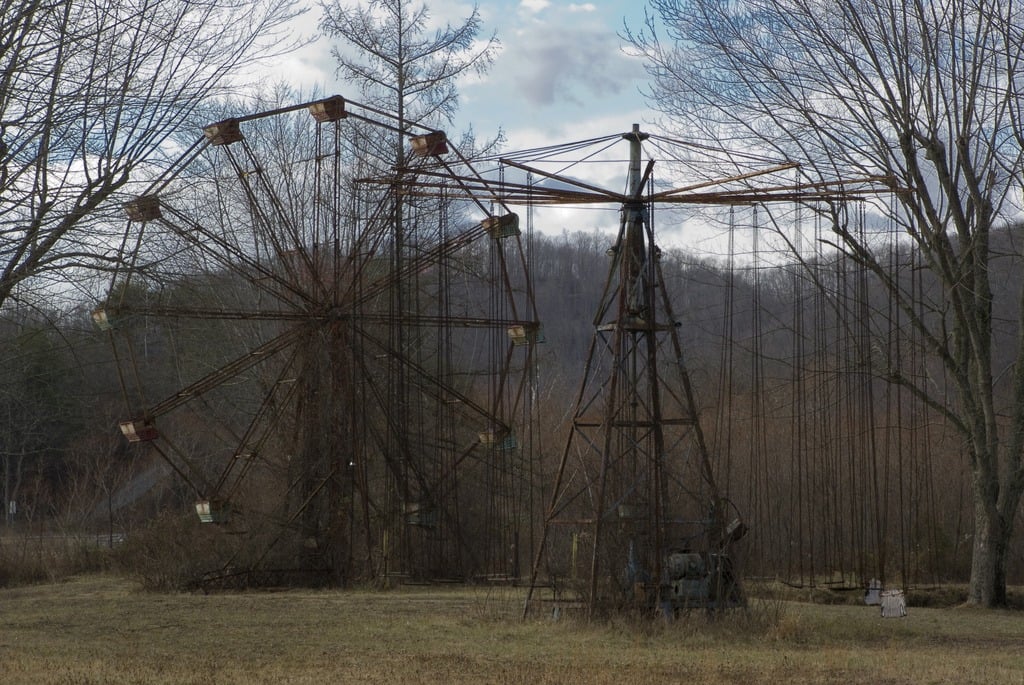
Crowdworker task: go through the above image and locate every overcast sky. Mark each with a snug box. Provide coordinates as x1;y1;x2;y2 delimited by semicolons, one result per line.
266;2;891;259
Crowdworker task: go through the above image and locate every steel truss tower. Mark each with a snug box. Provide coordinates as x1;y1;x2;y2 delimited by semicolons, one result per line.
523;126;746;617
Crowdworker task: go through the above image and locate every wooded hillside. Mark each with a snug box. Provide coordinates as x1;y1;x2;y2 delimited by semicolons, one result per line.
3;226;1021;588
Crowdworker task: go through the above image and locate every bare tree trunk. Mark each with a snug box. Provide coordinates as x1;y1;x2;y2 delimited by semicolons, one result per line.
968;491;1008;607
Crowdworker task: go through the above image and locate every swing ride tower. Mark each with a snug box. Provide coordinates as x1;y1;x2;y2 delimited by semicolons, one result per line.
508;125;895;617
523;126;744;617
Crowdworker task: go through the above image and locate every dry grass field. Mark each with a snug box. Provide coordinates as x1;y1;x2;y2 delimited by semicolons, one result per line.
1;575;1022;684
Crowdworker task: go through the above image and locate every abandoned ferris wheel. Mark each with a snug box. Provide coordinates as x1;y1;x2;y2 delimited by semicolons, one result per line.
97;95;541;584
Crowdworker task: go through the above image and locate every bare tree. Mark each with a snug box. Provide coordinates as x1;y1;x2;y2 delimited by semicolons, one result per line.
0;310;78;527
318;0;499;166
626;0;1024;606
0;0;304;310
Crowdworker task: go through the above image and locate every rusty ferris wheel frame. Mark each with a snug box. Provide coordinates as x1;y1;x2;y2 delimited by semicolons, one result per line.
98;95;542;584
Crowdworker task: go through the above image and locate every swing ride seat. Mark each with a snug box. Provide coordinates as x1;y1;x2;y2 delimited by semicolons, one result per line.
880;589;907;617
91;307;114;331
507;323;544;346
410;130;448;157
865;579;883;605
203;118;243;146
482;213;520;238
616;504;647;520
479;428;517;450
404;502;437;528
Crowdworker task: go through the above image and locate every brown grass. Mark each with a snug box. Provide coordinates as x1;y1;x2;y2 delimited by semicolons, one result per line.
1;575;1022;684
0;533;111;587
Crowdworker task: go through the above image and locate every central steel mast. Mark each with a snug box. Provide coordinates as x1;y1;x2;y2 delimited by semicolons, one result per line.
524;125;741;617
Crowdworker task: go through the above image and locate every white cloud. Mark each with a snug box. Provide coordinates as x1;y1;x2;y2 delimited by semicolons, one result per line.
568;3;597;11
457;1;654;161
420;0;492;32
519;0;551;14
501;24;645;107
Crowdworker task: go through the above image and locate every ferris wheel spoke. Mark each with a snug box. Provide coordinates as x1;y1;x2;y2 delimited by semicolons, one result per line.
349;221;491;308
355;325;511;433
141;324;309;420
105;304;310;323
157;205;314;309
223;142;335;303
348;350;435;497
212;346;304;501
148;431;211;497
